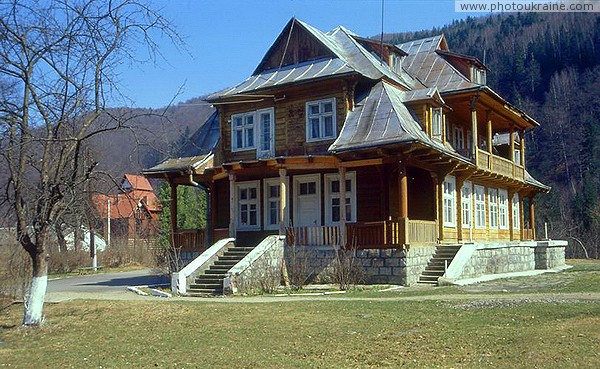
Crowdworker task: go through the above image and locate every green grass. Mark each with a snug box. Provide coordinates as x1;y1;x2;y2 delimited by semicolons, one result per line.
0;259;599;368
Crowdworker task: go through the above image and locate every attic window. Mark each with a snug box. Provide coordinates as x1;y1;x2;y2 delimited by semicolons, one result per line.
472;67;486;85
432;108;443;140
389;52;402;75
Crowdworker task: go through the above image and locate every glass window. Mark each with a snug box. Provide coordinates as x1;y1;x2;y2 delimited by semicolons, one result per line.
236;181;260;230
443;175;456;227
489;188;499;229
432;108;443;139
512;194;520;230
462;181;472;229
475;185;486;229
498;189;509;230
306;98;336;141
263;178;287;230
231;109;274;156
324;173;356;225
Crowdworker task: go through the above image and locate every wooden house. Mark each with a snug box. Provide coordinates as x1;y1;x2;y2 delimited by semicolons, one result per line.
144;19;566;290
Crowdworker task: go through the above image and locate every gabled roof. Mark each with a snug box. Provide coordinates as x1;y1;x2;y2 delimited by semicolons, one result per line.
208;18;421;101
122;174;153;192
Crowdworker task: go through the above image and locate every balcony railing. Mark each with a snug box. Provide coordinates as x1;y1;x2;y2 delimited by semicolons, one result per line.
287;218;438;249
173;229;206;252
477;149;525;181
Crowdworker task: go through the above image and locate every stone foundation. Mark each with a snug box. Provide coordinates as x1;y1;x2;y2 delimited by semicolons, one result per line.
459;244;535;279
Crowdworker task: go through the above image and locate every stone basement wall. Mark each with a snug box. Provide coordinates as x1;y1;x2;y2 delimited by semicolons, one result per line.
284;245;436;286
535;243;567;269
459;244;535;279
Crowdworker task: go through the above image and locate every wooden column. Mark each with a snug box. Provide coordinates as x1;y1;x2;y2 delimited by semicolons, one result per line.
435;173;444;242
228;172;236;239
520;129;526;168
339;166;347;248
486;112;493;154
529;195;536;240
456;178;464;242
519;194;525;241
209;181;217;245
398;163;408;219
170;182;178;249
509;126;515;162
279;168;287;236
471;98;479;163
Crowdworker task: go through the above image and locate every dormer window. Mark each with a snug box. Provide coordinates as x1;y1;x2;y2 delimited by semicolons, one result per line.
389;52;403;75
432;108;443;140
472;67;486;85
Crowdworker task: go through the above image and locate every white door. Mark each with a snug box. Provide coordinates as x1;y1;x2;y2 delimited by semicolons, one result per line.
293;174;320;227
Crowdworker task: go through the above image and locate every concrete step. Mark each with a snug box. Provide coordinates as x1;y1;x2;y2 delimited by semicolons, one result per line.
189;283;222;290
204;270;227;277
214;260;239;266
421;270;445;276
194;277;223;284
187;289;223;296
417;280;438;285
218;255;245;262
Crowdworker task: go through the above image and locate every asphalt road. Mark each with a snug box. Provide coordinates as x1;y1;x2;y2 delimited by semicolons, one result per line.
47;268;168;296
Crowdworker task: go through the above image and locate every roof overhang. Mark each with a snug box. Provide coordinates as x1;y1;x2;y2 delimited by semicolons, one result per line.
143;153;214;179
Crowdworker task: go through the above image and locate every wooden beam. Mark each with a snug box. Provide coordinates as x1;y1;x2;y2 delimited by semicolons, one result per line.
339;166;347;247
228;172;236;239
170;182;178;249
340;158;384;168
529;195;536;240
471;96;479;164
399;162;408;219
520;129;526;168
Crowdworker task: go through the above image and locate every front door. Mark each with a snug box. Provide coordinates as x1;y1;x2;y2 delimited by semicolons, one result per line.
293;174;321;227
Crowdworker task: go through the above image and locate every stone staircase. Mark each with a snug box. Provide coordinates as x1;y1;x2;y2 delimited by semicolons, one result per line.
418;245;462;285
187;246;255;296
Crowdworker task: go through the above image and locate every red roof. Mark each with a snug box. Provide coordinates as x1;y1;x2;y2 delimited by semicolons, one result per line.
123;174;154;192
93;174;162;220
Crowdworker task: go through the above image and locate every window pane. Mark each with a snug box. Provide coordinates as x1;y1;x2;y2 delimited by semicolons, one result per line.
323;116;334;137
308;182;316;194
310;118;320;138
345;179;352;192
240;188;247;200
332;198;340;222
323;102;333;113
345;199;352;221
234;117;243;127
309;104;320;115
249;187;257;199
331;180;339;193
300;183;308;195
245;115;253;125
236;130;243;149
246;127;254;147
269;185;279;198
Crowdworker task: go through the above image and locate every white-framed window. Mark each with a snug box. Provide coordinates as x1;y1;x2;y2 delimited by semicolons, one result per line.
453;126;464;150
263;178;289;230
461;181;472;229
443;175;456;227
432;108;443;139
472;67;486;85
235;181;260;230
306;98;336;141
512;194;520;230
498;189;509;230
324;172;357;225
514;149;521;165
488;188;499;229
231;108;275;157
474;185;486;229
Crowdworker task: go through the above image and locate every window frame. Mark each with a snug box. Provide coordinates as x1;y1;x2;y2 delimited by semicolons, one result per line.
474;185;486;229
432;107;443;140
235;180;261;230
453;125;465;150
231;108;275;157
512;193;520;230
324;172;357;226
488;187;499;229
256;108;275;158
263;177;289;231
306;98;337;142
498;189;509;230
443;175;456;227
461;181;472;229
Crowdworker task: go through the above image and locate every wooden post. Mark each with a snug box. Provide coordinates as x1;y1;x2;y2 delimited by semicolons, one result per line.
519;194;525;241
520;129;526;168
170;181;178;249
486;112;493;155
471;97;479;163
228;172;236;239
398;162;408;219
436;174;444;242
279;168;287;237
209;181;217;245
508;190;514;241
339;166;347;248
529;195;536;240
456;177;464;242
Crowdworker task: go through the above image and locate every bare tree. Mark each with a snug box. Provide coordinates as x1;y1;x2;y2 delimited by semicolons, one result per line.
0;0;181;326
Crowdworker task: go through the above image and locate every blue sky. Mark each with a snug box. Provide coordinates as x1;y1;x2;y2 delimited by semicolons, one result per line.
119;0;479;108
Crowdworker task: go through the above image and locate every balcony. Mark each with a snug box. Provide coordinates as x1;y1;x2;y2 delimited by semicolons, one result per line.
476;149;525;181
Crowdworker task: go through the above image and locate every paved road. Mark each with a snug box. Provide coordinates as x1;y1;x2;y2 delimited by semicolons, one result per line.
46;269;168;301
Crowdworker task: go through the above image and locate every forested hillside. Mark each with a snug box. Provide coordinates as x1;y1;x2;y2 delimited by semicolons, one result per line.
389;13;600;257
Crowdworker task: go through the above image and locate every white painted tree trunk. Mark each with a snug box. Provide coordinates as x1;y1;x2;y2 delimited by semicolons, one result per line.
23;274;48;326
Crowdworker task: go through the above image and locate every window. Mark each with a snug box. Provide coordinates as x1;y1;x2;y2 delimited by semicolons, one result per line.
306;98;336;141
324;172;356;225
453;126;464;150
488;188;498;229
461;181;472;229
472;67;486;85
443;175;456;227
432;108;443;139
512;194;520;230
466;130;473;156
514;149;521;165
474;185;486;229
231;108;274;157
236;181;260;230
263;178;288;230
498;189;509;230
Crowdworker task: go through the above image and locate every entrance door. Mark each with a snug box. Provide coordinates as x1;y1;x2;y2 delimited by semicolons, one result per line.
293;174;321;227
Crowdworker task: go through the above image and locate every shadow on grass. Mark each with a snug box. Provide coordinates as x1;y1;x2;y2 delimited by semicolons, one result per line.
79;275;168;287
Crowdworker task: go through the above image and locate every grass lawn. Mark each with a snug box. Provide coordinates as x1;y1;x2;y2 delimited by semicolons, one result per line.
0;260;599;368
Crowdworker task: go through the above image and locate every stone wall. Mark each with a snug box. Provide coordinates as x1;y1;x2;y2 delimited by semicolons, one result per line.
284;245;436;286
535;244;567;270
459;245;535;279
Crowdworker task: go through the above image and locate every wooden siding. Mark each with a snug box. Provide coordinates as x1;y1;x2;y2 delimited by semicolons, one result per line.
355;166;385;222
219;79;349;164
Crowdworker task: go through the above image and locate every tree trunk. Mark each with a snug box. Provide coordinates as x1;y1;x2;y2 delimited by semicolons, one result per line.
23;248;48;326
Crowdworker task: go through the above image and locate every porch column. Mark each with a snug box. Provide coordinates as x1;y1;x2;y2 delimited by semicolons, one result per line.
170;181;178;248
508;190;514;241
519;194;525;241
279;168;287;236
529;195;536;240
520;129;526;167
433;173;444;242
339;166;347;248
486;112;493;155
228;172;236;239
209;181;217;245
398;163;408;219
471;97;479;163
509;125;515;162
456;177;465;242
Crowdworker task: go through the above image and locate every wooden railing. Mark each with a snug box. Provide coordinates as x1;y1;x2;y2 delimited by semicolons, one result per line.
173;229;206;252
287;225;342;247
477;149;525;181
408;219;438;244
346;220;406;249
